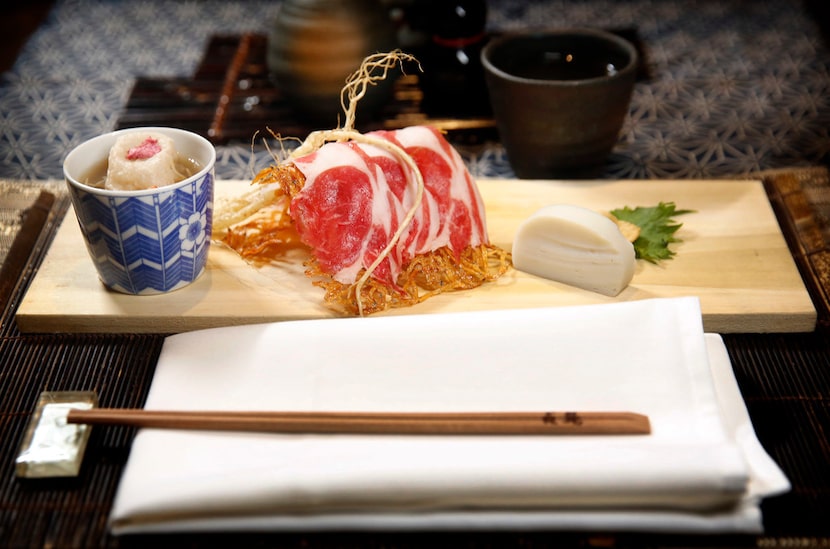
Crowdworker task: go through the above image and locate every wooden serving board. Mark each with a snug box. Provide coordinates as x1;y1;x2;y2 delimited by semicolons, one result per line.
16;178;816;334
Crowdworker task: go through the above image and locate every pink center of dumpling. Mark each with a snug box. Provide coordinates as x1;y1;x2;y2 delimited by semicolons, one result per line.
126;137;162;160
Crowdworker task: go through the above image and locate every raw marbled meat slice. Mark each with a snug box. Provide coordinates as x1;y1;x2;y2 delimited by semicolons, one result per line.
289;126;488;286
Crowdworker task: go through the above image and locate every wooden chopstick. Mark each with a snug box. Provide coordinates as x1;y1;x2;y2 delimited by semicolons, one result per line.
67;409;650;435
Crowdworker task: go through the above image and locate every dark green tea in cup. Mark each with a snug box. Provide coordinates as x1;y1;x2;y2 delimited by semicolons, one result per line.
507;36;629;81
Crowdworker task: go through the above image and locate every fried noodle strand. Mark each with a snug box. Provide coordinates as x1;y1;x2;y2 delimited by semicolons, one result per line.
221;164;511;315
216;51;512;316
307;244;511;316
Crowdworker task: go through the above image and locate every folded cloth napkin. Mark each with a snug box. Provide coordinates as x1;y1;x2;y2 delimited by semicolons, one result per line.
109;297;788;534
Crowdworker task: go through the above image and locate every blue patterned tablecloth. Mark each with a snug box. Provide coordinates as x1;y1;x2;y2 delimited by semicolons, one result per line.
1;0;829;181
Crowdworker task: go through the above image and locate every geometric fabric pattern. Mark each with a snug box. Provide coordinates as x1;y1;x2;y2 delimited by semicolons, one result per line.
1;0;828;182
67;172;214;294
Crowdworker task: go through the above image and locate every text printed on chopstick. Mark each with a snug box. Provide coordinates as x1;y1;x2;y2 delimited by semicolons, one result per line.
543;412;583;426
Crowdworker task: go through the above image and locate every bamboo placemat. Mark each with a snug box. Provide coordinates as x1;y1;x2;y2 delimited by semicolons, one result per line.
762;167;830;329
1;169;829;547
113;30;649;147
114;33;498;145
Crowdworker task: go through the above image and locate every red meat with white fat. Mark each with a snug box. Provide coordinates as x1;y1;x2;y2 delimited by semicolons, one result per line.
289;126;488;287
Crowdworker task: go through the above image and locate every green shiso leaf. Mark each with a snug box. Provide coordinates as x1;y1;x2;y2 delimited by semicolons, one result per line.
610;202;695;264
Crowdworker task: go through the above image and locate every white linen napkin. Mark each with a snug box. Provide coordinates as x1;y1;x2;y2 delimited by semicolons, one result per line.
109;297;788;534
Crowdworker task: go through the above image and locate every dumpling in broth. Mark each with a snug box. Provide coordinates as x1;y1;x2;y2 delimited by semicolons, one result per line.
105;132;185;191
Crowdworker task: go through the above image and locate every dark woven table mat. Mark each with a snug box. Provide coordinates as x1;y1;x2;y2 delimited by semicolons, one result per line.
114;33;498;145
762;167;830;329
1;168;829;547
113;31;647;146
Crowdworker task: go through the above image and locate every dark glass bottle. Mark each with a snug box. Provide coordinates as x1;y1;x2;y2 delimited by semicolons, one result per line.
418;0;491;117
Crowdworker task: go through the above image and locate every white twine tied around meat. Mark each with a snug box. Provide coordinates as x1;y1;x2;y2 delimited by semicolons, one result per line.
289;51;425;316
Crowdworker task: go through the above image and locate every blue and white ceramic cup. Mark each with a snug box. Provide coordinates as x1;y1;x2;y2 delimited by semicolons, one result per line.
64;127;216;295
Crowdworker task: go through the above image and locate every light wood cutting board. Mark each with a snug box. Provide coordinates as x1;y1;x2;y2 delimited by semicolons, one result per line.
15;178;816;334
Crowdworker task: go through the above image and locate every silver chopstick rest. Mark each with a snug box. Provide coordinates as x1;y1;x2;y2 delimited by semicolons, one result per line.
15;391;97;478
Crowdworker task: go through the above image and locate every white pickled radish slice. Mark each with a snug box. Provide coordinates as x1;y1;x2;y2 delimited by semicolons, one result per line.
512;204;636;297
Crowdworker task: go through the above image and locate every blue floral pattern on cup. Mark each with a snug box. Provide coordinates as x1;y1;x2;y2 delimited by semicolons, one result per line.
68;171;214;294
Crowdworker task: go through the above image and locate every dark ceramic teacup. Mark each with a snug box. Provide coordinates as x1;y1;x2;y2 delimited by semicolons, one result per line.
481;28;638;179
